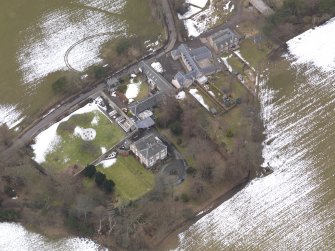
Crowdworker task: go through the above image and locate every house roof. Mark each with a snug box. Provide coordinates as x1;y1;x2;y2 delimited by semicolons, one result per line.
211;28;239;47
132;134;167;160
136;117;155;129
129;93;162;115
171;44;216;86
139;61;172;92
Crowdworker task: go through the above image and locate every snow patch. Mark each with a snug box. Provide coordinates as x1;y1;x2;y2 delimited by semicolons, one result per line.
91;115;100;126
101;147;107;154
125;78;142;100
151;62;164;73
189;89;209;110
180;1;219;37
74;127;96;141
176;91;186;100
99;158;117;168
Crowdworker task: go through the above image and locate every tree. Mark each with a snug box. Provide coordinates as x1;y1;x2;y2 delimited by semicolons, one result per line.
103;179;115;193
156;93;183;128
95;172;106;186
4;185;16;198
83;165;96;178
169;121;182;135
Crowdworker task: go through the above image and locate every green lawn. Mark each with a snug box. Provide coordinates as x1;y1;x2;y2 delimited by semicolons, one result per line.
43;109;124;171
97;156;154;201
211;72;244;98
136;82;150;101
227;55;245;73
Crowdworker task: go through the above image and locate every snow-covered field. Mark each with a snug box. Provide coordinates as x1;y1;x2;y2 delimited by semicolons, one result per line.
285;18;335;72
17;5;127;88
189;89;209;110
0;223;105;251
180;0;234;37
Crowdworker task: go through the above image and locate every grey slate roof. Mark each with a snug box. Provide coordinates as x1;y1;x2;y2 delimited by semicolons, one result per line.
139;61;172;92
171;44;215;87
129;93;162;115
136;117;155;129
211;28;239;48
133;134;167;160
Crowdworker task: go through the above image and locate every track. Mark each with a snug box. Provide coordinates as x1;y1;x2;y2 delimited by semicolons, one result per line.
64;32;115;72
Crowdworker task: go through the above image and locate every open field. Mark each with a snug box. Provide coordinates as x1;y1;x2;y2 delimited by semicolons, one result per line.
40;107;124;171
97;155;154;201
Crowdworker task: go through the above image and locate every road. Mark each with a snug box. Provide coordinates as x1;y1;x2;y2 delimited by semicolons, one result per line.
0;0;177;161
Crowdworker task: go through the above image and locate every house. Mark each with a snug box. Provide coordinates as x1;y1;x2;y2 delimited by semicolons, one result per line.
208;28;240;53
139;61;172;92
171;44;219;88
130;134;167;167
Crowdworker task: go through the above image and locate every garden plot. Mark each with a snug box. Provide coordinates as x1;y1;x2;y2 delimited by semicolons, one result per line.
32;99;124;171
125;74;150;103
97;155;154;201
189;87;223;113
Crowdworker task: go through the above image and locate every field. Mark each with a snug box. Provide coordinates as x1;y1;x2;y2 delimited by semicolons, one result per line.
97;155;155;201
38;106;124;171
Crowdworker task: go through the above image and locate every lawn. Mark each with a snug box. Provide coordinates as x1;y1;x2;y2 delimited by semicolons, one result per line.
211;72;244;98
97;156;154;201
43;109;124;171
227;55;245;73
239;39;273;69
136;81;150;101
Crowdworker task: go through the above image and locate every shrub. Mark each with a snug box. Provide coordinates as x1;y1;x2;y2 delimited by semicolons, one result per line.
95;172;106;186
226;128;234;138
4;185;16;198
181;193;189;203
0;209;20;221
186;166;196;175
117;84;127;94
83;165;96;178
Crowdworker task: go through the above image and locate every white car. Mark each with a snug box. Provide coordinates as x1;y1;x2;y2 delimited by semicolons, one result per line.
106;152;117;159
